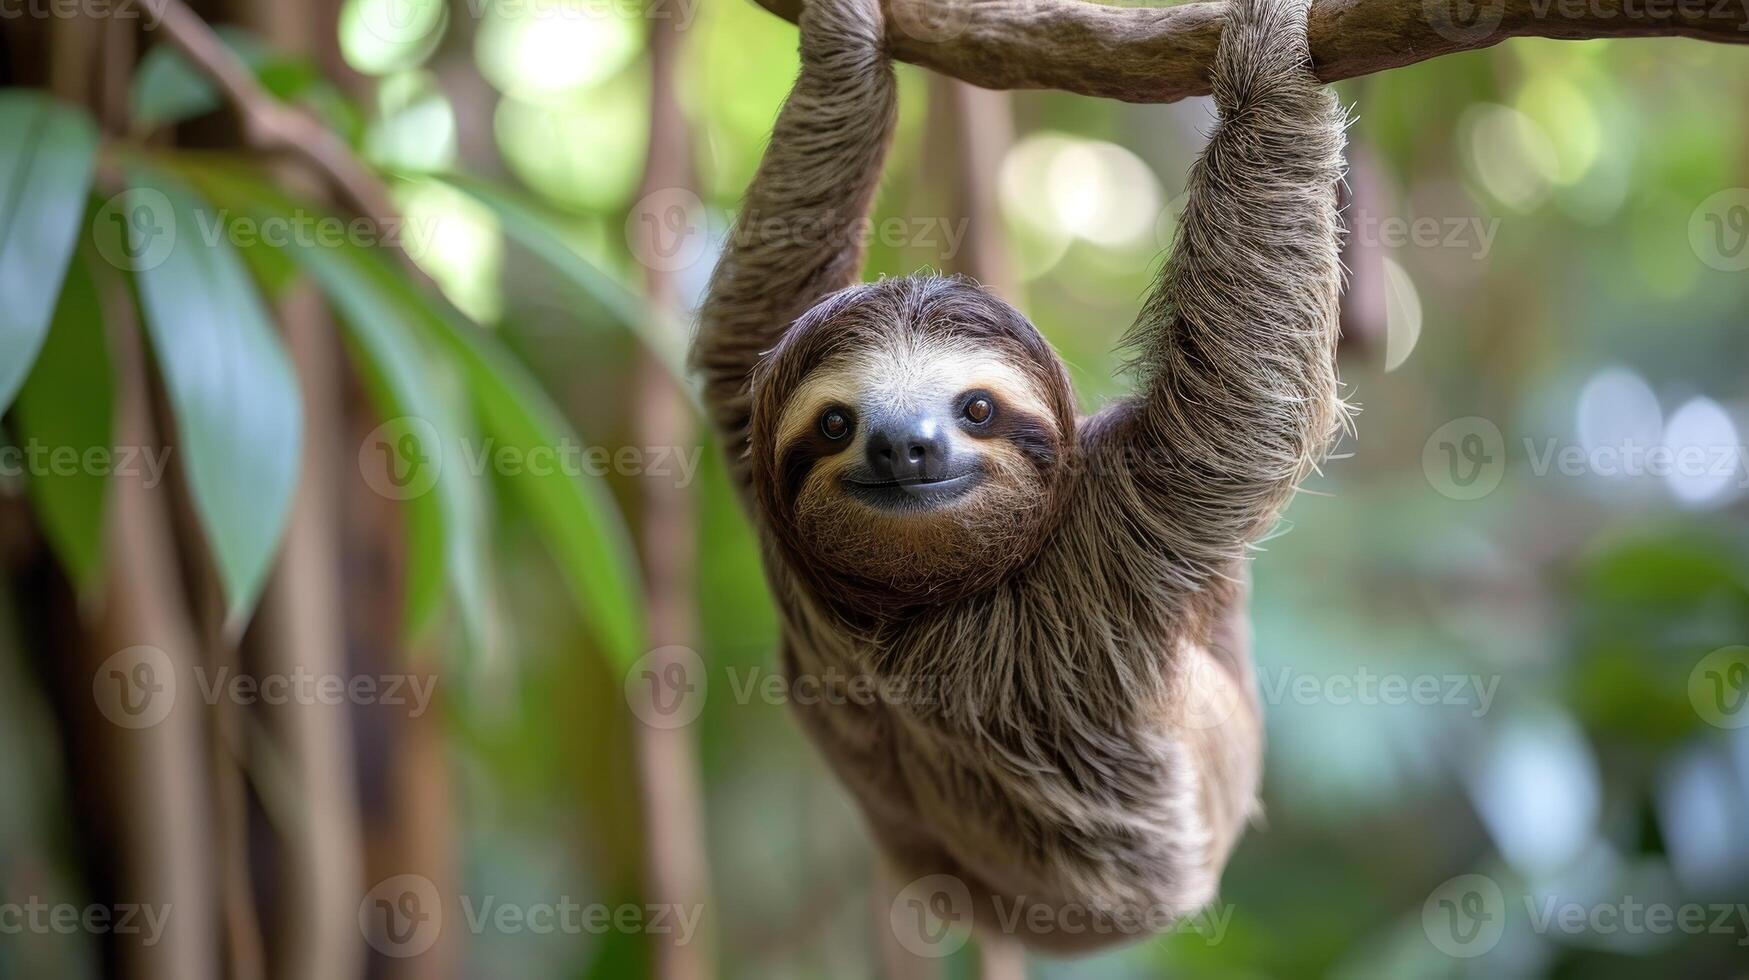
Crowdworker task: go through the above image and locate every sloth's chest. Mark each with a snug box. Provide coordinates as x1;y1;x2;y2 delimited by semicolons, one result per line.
775;613;1197;911
773;589;1179;820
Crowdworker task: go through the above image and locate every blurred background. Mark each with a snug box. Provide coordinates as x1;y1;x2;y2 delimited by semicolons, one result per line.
2;0;1748;977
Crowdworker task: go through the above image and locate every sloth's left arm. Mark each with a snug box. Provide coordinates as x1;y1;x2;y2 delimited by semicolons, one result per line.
1090;0;1349;610
690;0;897;502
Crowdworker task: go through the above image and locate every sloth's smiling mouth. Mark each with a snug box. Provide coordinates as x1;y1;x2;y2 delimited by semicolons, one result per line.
842;471;982;509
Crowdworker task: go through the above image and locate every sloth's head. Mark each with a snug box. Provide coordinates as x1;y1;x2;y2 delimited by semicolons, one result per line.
750;276;1078;607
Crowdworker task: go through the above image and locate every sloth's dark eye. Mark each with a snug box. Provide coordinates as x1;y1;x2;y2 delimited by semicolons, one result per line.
963;395;994;425
819;407;852;440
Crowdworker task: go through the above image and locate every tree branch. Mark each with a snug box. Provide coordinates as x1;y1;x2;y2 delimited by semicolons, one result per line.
150;0;399;225
631;12;717;980
751;0;1749;103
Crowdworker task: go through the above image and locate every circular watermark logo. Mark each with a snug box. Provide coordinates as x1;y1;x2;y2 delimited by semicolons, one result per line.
1422;873;1506;957
358;0;443;47
1689;645;1749;729
1423;0;1507;45
358;416;443;501
626;187;710;273
1688;188;1749;273
1423;416;1506;501
1177;654;1242;731
93;645;177;729
92;189;176;272
889;873;974;958
889;0;973;43
359;873;443;958
624;645;708;729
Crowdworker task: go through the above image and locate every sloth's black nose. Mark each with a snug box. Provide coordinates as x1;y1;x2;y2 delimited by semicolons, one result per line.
864;417;950;483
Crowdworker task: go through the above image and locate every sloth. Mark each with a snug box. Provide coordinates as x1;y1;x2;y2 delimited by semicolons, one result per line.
691;0;1348;953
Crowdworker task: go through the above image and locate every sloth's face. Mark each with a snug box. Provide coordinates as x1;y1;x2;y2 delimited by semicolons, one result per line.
776;339;1064;593
750;278;1076;604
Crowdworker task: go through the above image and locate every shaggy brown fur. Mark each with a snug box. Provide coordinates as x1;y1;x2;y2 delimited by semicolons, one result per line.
691;0;1347;952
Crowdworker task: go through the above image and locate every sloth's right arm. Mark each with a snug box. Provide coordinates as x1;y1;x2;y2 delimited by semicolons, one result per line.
691;0;897;500
1090;0;1350;613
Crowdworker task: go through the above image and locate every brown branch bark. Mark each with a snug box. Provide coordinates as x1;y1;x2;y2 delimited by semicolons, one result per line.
227;1;367;970
751;0;1749;104
95;259;222;980
149;0;401;230
255;280;368;980
918;76;1018;296
630;12;717;980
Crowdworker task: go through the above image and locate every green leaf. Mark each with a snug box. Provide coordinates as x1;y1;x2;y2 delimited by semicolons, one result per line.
0;91;98;413
295;241;493;656
177;162;494;657
125;166;302;633
13;252;112;592
131;28;350;138
437;173;696;404
399;434;453;640
131;28;273;131
374;256;648;669
173;161;646;669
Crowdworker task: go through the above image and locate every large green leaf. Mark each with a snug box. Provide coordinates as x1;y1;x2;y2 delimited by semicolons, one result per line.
174;161;645;668
133;28;314;129
437;173;694;401
177;162;492;657
295;241;493;657
126;167;302;633
0;91;97;413
132;29;269;130
13;252;112;592
375;256;648;668
131;28;361;144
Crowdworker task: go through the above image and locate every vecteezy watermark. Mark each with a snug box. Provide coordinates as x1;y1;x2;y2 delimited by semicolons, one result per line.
888;873;1232;958
93;646;178;730
92;187;177;273
190;666;437;717
1423;874;1508;957
457;0;700;23
1424;0;1507;44
624;645;708;730
0;0;164;26
1422;873;1749;957
624;187;971;274
625;187;713;274
1349;210;1502;261
357;0;700;48
1174;659;1500;732
358;874;702;958
186;210;444;261
91;190;448;272
890;874;975;958
1690;188;1749;272
1427;0;1749;45
0;898;171;947
623;652;1500;731
1527;895;1749;946
1421;416;1749;501
0;440;172;488
92;646;438;729
888;0;974;43
1689;645;1749;729
1258;666;1501;718
357;417;705;501
1423;417;1509;501
622;646;948;729
350;0;443;49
